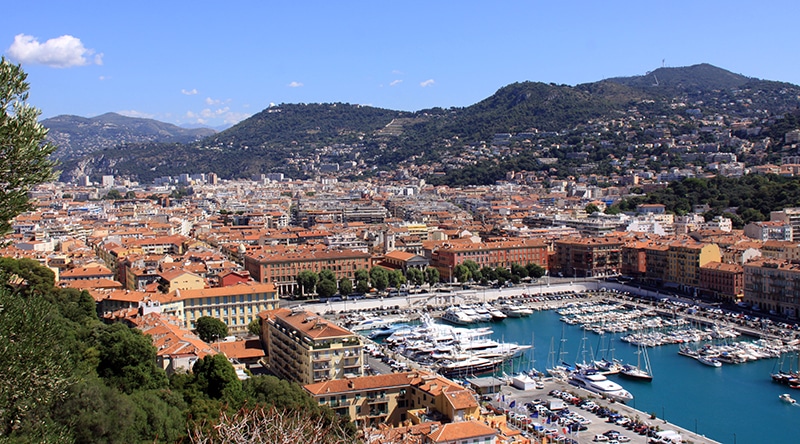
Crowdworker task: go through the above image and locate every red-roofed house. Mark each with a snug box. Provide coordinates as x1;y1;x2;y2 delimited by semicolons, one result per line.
427;421;497;444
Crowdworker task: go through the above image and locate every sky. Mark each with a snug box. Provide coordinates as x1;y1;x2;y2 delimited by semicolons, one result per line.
3;1;799;129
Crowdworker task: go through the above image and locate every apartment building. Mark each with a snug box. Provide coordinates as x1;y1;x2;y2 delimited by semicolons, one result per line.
553;236;623;278
93;281;279;334
743;221;793;242
665;239;721;292
424;238;548;282
243;245;371;296
178;281;279;332
258;307;364;385
699;261;744;302
744;259;800;318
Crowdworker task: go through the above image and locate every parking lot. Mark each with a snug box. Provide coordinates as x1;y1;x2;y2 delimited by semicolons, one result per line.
486;377;717;444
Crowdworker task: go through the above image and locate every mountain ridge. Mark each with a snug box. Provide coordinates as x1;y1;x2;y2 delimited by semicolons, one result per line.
43;112;217;161
53;64;800;184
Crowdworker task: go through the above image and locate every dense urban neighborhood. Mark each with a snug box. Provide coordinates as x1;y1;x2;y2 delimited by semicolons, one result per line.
6;59;800;443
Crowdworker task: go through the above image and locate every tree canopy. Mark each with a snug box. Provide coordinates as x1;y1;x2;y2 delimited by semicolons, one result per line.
195;316;229;343
0;57;57;236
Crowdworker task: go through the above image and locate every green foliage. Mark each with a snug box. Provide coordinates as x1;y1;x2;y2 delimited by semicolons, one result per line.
425;267;440;285
316;278;338;298
453;264;471;283
53;377;141;444
192;354;244;402
511;263;528;279
318;269;336;283
195;316;229;343
480;266;497;283
104;189;123;200
0;256;56;297
248;318;261;336
296;270;318;296
92;323;169;394
338;277;353;296
369;267;389;291
614;174;800;228
585;203;600;214
128;389;188;443
242;375;318;411
406;268;424;286
389;269;407;288
526;262;546;279
0;57;57;236
0;287;72;439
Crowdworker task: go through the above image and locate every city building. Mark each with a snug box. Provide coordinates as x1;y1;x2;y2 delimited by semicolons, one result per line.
743;221;793;242
303;371;481;430
243;245;371;296
665;239;722;293
424;238;548;282
553;236;623;278
699;261;744;302
744;259;800;318
258;307;364;385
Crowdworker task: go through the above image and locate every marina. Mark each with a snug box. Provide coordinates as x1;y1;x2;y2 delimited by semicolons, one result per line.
328;284;800;443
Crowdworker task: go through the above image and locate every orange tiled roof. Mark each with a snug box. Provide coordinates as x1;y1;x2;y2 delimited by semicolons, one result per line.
427;421;496;442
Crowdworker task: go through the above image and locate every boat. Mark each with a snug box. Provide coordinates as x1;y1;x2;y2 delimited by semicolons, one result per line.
440;307;478;325
772;352;800;387
570;369;634;403
438;355;503;378
620;343;653;381
500;303;533;318
485;304;508;321
780;393;796;404
367;323;408;339
696;355;722;367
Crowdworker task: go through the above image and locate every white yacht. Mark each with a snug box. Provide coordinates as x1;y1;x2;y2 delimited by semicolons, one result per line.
570;369;634;403
441;307;478;325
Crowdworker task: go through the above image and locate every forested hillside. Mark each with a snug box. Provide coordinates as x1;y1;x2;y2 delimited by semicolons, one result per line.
55;64;800;185
0;258;355;443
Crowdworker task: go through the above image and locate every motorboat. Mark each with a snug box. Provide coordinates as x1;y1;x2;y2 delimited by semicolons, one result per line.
570;369;634;403
780;393;796;404
440;307;478;325
438;355;503;378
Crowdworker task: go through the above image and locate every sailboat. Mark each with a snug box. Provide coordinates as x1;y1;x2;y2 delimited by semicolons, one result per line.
621;342;653;381
593;332;623;374
546;329;571;380
772;351;800;388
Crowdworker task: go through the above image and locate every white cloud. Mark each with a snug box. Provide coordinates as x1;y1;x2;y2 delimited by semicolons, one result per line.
7;34;102;68
420;79;435;88
186;107;250;126
392;69;404;75
117;110;154;119
205;97;222;105
98;75;109;81
389;79;403;87
288;81;303;88
181;88;198;95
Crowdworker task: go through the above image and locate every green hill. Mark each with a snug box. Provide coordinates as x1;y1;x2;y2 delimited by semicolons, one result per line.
55;64;800;185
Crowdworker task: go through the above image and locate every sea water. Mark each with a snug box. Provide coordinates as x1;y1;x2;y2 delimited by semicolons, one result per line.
486;310;795;444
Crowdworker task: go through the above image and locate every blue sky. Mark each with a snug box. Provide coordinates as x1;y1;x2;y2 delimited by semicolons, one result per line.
3;1;799;128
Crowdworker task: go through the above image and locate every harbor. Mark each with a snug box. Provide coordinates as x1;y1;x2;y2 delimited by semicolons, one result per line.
314;281;800;443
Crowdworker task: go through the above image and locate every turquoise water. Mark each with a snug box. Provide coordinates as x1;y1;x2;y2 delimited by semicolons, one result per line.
486;310;796;444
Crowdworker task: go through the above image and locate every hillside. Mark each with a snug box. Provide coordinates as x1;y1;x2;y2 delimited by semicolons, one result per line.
43;112;216;161
55;64;800;184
